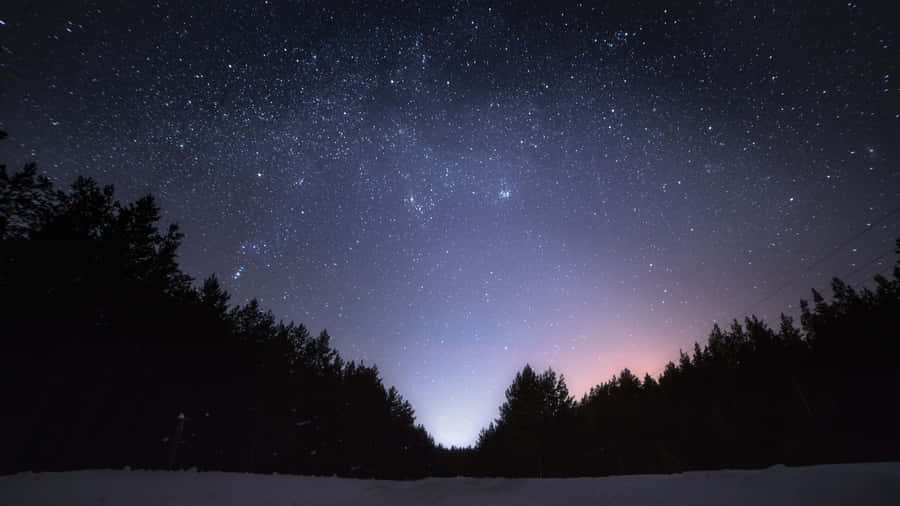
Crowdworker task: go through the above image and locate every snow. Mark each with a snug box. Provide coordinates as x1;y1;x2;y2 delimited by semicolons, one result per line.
2;463;899;505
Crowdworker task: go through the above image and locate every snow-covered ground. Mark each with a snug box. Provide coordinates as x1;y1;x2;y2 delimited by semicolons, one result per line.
3;463;899;505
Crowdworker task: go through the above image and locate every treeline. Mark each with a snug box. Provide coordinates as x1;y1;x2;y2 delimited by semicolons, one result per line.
3;148;899;478
473;247;900;476
0;160;436;478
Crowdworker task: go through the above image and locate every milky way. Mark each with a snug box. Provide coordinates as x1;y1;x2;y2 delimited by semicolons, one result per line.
1;1;898;446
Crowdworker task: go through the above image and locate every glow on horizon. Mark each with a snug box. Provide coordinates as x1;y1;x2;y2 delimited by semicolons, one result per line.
414;328;681;448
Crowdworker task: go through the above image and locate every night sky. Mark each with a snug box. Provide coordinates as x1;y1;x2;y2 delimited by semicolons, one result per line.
1;1;898;447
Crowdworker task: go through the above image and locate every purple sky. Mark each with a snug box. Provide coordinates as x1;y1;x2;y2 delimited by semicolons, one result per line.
1;1;897;446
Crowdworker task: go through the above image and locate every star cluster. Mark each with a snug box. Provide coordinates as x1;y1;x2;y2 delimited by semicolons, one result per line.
1;1;898;446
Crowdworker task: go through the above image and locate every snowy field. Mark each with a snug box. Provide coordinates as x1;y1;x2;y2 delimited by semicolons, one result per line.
2;463;900;505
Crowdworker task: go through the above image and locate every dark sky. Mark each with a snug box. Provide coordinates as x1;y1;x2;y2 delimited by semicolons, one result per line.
1;0;897;446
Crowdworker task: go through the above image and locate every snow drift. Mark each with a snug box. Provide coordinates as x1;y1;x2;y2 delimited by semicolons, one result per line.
2;462;899;505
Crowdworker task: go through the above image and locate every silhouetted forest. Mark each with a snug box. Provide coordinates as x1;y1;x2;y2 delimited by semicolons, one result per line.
475;269;900;476
0;152;436;478
2;145;899;477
